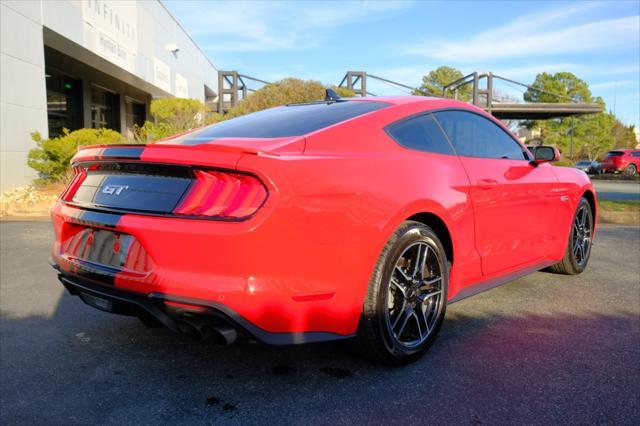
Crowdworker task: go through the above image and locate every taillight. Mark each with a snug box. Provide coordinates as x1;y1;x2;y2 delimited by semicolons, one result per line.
173;169;267;219
60;167;87;201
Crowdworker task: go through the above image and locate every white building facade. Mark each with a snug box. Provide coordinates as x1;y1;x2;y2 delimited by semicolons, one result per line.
0;0;218;191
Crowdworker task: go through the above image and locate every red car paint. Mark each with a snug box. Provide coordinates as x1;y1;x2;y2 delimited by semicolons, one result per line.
50;96;596;342
600;149;640;173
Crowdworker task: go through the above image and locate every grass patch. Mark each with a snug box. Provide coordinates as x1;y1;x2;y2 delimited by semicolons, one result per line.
598;200;640;212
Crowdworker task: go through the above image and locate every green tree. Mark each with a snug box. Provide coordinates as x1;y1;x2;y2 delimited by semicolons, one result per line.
524;72;593;103
28;128;128;184
413;66;471;100
523;72;616;160
611;120;637;149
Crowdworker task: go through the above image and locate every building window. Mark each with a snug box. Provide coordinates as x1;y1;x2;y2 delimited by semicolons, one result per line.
45;69;83;137
91;87;120;130
125;98;146;138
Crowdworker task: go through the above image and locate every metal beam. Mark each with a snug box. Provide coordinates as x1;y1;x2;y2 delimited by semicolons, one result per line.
488;103;602;120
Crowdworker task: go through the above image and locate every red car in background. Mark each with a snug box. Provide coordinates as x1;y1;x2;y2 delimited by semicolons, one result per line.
601;149;640;175
50;95;596;364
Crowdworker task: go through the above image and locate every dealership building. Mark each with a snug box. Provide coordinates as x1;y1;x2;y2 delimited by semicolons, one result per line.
0;0;218;191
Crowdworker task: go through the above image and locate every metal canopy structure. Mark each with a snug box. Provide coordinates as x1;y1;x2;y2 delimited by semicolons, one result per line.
442;72;602;119
338;71;435;97
485;102;602;120
217;71;271;114
337;70;602;120
216;70;602;120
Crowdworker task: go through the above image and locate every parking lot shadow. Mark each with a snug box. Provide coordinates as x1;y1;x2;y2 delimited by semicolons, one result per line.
2;288;639;425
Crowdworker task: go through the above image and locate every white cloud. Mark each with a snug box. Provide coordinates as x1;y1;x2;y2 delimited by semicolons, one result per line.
403;4;640;62
165;0;412;52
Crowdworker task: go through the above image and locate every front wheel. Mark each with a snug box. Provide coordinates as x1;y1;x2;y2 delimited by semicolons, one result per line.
625;164;637;176
548;197;594;275
354;221;448;364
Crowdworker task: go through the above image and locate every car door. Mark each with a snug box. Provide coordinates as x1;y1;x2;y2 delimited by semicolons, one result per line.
433;110;559;276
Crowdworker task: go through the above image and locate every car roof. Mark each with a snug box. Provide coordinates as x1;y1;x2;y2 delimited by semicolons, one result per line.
354;95;475;108
352;96;490;119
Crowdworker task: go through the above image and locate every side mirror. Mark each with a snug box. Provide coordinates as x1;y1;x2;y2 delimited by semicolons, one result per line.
534;146;560;163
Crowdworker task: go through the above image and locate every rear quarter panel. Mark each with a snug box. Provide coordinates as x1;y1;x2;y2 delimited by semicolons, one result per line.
237;101;481;315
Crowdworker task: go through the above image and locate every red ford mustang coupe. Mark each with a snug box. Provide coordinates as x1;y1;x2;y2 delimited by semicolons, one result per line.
50;95;596;364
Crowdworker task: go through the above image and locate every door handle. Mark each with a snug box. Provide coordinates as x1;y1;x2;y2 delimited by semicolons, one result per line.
477;179;499;190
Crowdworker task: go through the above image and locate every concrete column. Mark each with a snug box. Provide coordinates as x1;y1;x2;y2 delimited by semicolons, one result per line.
0;0;48;191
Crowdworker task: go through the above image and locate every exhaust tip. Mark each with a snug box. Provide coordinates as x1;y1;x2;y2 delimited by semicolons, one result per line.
212;325;238;345
178;321;201;340
180;319;238;345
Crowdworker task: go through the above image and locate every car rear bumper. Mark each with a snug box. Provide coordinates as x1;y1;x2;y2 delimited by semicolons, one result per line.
50;201;369;339
601;163;622;172
54;267;353;345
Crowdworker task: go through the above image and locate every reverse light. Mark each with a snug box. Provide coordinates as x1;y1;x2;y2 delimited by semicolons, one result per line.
173;169;267;219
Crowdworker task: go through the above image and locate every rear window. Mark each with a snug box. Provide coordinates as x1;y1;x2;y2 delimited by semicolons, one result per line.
576;161;591;166
606;151;624;157
386;113;454;155
178;101;390;144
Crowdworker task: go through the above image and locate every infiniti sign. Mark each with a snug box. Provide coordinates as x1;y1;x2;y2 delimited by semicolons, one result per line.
101;184;129;195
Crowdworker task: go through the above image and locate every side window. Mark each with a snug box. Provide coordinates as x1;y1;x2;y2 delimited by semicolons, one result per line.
386;113;454;155
631;152;640;157
433;110;527;160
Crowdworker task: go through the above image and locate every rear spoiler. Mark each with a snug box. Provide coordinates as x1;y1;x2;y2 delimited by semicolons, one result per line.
72;143;276;169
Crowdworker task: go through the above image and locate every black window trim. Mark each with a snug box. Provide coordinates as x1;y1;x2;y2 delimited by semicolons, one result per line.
384;111;457;157
431;107;532;161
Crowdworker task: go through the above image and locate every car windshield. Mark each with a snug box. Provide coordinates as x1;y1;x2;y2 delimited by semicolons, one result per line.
175;101;390;144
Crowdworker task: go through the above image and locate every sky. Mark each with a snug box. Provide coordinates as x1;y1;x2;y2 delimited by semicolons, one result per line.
164;0;640;127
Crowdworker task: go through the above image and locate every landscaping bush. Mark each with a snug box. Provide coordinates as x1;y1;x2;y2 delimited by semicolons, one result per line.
136;97;210;142
27;128;128;184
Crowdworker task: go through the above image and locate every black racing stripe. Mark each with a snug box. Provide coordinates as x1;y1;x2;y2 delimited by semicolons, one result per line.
100;146;145;160
72;210;122;228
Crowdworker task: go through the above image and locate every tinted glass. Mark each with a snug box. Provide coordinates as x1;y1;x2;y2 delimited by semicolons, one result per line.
607;151;624;157
576;161;591;166
386;113;454;155
179;101;390;144
433;110;527;160
631;152;640;157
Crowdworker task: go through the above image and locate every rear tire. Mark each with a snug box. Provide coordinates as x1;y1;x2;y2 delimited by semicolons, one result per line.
354;221;448;365
625;164;637;176
548;197;594;275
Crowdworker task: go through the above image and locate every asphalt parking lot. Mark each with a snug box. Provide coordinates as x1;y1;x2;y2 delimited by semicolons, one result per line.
1;221;639;425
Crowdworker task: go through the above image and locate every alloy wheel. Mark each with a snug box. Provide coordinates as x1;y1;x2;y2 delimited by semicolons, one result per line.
385;241;445;348
572;204;593;267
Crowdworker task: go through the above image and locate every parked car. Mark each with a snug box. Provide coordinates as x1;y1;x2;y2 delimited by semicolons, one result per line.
574;160;601;175
50;95;597;364
600;149;640;175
